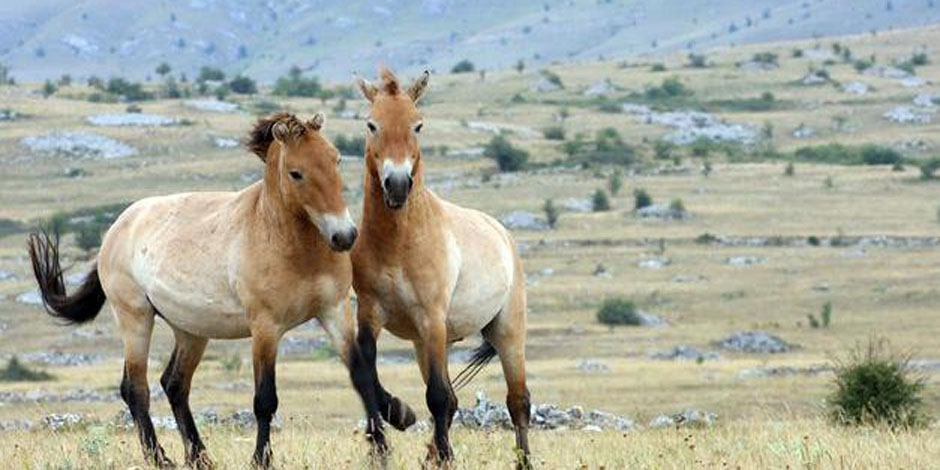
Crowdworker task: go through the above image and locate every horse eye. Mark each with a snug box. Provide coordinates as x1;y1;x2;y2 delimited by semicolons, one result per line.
366;121;377;133
288;170;303;181
414;123;423;133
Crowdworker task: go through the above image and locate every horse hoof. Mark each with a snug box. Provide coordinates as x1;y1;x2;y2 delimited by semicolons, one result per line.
388;397;417;431
188;451;214;470
153;447;176;469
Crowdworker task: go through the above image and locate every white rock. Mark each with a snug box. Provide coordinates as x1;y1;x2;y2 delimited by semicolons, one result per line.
184;100;239;113
213;137;239;148
562;197;593;213
16;291;43;305
863;66;910;79
86;114;177;127
22;132;137;159
500;211;548;231
530;77;561;93
913;94;935;108
726;256;765;266
884;106;932;125
841;82;869;95
584;80;615;97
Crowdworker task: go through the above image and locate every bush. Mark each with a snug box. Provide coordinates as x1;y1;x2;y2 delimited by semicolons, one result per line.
794;144;902;166
484;135;529;172
106;77;152;101
41;80;57;98
830;339;927;428
784;161;795;176
853;58;874;72
669;198;686;215
650;63;667;72
653;140;675;160
752;52;778;65
597;298;641;326
860;145;902;165
916;156;940;179
633;188;652;209
608;170;623;196
562;128;636;167
273;66;323;98
542;126;565;141
707;92;778;112
592;189;611;212
228;76;257;94
0;356;55;382
808;301;832;329
197;66;225;82
333;134;366;156
687;53;708;68
76;225;102;253
910;52;929;66
792;48;804;58
451;59;475;74
646;76;692;100
543;199;559;229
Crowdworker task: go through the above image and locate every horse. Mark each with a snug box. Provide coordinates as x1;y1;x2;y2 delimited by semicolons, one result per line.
348;68;531;469
27;112;360;469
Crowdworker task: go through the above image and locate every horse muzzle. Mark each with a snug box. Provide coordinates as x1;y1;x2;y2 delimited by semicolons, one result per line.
382;174;412;210
329;226;358;252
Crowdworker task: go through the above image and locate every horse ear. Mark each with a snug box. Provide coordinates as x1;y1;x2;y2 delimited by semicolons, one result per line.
407;70;430;103
271;120;291;143
355;74;378;103
308;113;325;131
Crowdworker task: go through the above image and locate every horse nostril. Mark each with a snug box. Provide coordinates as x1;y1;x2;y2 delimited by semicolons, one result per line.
406;177;413;191
349;227;358;243
331;233;341;247
383;177;391;191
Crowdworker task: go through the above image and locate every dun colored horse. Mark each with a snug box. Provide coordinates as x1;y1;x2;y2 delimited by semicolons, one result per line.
349;69;531;468
28;113;359;469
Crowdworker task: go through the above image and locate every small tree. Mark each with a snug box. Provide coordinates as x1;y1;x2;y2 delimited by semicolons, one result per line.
1;356;55;382
515;59;525;73
917;156;940;180
542;126;565;141
830;338;927;428
592;189;611;212
228;76;257;94
197;66;226;82
633;188;652;210
687;53;708;68
76;225;102;254
156;62;171;77
42;80;57;98
608;170;623;196
451;60;475;74
784;161;795;177
543;199;559;229
596;298;641;327
484;135;529;172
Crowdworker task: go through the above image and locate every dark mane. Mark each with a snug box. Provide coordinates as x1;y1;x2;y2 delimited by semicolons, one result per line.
245;112;305;162
379;67;400;95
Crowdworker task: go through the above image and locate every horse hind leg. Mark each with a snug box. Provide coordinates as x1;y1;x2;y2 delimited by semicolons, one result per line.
161;329;210;469
115;302;174;468
486;306;531;469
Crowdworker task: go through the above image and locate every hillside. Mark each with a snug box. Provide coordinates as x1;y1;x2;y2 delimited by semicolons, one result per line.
1;0;939;82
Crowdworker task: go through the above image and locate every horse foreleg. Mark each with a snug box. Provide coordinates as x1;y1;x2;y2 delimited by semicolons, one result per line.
116;305;174;468
349;322;390;458
161;329;211;469
250;325;281;469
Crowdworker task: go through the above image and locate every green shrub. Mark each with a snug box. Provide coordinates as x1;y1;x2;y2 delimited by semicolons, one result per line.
830;339;927;428
597;101;621;113
451;59;475;74
333;134;366;156
650;63;667;72
563;128;636;167
608;170;623;196
106;77;152;101
917;156;940;179
653;140;675;160
669;198;686;214
853;58;874;72
541;70;563;88
543;199;559;229
197;66;225;82
592;189;611;212
228;75;257;94
821;301;832;327
792;48;804;58
687;53;708;68
910;52;929;66
752;52;778;65
42;80;57;98
707;92;778;112
596;298;641;326
695;233;719;244
542;126;565;141
784;161;795;176
273;66;323;97
645;76;692;100
860;145;902;166
484;135;529;172
793;144;902;166
633;188;652;209
0;357;55;382
76;225;102;253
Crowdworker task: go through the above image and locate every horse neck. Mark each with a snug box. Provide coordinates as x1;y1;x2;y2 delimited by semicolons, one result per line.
249;171;326;256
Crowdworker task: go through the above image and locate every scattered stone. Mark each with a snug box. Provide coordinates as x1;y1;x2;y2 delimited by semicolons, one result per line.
637;312;667;327
454;391;634;431
863;66;910;79
501;211;548;231
913;94;936;108
214;137;239;148
649;345;720;361
671;274;705;283
278;336;330;356
530;77;561;93
184;99;239;113
638;257;670;269
465;121;539;139
15;291;42;305
738;364;831;379
636;204;687;220
726;256;765;266
623;105;756;145
43;413;84;431
0;109;19;121
792;124;816;139
841;81;869;95
562;197;593;213
592;264;610;278
884;106;932;124
71;327;106;339
64;167;89;178
0;419;33;431
576;359;610;373
22;132;137;159
21;351;103;366
0;388;117;404
0;269;16;281
716;331;792;354
737;60;778;72
86;113;177;127
583;79;615;97
799;72;830;86
899;77;930;88
65;272;87;287
910;359;940;372
648;409;716;428
445;147;485;159
538;268;554;277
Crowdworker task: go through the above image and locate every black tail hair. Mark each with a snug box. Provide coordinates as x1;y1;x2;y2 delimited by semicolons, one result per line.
27;230;106;325
452;341;497;391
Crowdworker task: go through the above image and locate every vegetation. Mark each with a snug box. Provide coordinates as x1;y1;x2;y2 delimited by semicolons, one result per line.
562;128;636;167
830;339;927;428
808;301;833;328
543;199;559;229
541;70;564;89
597;298;641;326
752;52;779;65
228;76;258;95
542;126;565;141
451;60;475;74
633;188;652;209
0;356;55;382
75;224;102;254
650;63;667;72
607;170;623;196
917;156;940;179
273;66;323;98
41;80;57;98
333;134;366;156
484;135;529;172
793;144;902;166
669;198;686;215
687;53;708;68
706;91;780;112
785;161;795;176
592;189;611;212
197;66;226;82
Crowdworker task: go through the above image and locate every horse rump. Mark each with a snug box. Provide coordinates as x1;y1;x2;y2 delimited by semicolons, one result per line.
27;230;106;324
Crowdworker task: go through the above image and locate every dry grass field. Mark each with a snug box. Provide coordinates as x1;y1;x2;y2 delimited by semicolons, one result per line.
0;25;938;469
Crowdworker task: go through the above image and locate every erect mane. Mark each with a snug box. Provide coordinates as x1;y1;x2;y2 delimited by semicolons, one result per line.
244;112;305;162
379;67;400;95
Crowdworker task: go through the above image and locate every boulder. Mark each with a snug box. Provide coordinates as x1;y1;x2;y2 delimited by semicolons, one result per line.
576;359;610;373
22;132;137;159
841;81;869;95
583;79;615;97
648;409;716;428
86;113;177;127
530;77;561;93
184;100;239;113
715;331;792;354
638;256;670;269
884;106;932;125
16;291;42;305
636;204;687;220
501;211;548;231
214;137;239;148
726;256;765;266
562;197;593;213
649;345;720;361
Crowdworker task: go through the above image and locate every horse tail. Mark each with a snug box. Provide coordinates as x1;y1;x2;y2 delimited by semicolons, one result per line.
27;230;107;325
452;341;497;391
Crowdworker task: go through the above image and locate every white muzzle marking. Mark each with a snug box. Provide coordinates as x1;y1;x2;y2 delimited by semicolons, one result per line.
306;207;355;242
381;158;413;182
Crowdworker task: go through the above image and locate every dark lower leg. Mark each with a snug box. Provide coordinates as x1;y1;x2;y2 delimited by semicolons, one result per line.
349;326;388;452
161;344;209;467
426;366;457;463
507;389;532;469
121;367;172;467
